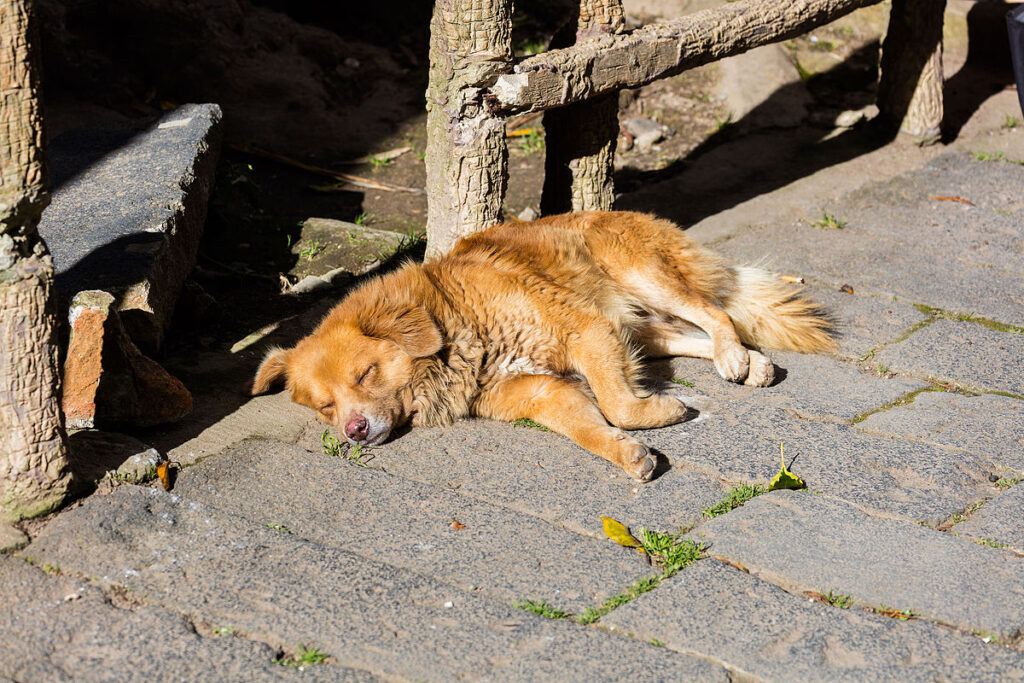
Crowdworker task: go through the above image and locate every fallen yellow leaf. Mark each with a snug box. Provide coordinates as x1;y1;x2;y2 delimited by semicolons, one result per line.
768;442;806;491
601;516;641;548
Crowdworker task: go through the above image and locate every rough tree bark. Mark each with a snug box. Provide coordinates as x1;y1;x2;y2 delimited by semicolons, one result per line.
877;0;945;139
425;0;513;259
540;0;625;216
0;0;72;522
490;0;881;114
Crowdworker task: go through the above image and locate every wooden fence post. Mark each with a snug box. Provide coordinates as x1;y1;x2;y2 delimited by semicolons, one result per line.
540;0;625;215
425;0;513;259
877;0;946;139
1;0;72;522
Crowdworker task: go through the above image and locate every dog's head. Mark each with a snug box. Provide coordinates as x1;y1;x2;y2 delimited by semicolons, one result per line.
252;303;442;446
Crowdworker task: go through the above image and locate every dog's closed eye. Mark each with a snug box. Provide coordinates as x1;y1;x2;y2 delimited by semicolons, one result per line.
357;365;376;385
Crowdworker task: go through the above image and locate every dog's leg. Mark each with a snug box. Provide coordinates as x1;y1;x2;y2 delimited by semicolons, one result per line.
567;321;689;429
473;374;659;481
637;319;774;387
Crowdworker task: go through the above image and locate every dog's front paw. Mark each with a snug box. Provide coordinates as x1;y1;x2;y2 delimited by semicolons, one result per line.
714;342;749;383
744;350;775;387
626;443;657;482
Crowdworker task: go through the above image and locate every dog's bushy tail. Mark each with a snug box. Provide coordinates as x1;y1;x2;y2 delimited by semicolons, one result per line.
723;266;837;352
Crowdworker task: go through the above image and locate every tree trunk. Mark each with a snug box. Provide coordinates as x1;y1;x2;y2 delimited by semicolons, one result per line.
490;0;881;114
424;0;513;259
877;0;945;139
0;0;72;521
540;0;625;215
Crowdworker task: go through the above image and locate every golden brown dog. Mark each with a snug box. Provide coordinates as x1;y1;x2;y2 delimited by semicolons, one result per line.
252;212;834;481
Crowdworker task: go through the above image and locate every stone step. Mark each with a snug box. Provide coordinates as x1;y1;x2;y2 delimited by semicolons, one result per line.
641;401;994;526
711;151;1024;327
39;103;223;429
292;417;731;539
954;484;1024;554
875;319;1024;396
23;486;725;681
686;490;1024;642
664;350;926;422
857;391;1024;474
173;438;652;613
603;558;1024;681
0;555;356;681
41;103;223;352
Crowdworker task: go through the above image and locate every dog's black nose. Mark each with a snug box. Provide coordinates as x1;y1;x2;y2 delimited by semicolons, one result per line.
345;416;369;441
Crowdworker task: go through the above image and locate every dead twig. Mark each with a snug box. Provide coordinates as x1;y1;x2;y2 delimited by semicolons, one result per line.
229;143;426;195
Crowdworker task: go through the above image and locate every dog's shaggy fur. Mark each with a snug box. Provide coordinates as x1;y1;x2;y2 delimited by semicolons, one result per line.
253;211;834;480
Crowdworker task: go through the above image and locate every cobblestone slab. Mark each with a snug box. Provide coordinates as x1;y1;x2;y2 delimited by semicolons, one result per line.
955;484;1024;554
24;487;725;682
40;104;224;351
713;152;1024;327
802;285;927;359
858;391;1024;472
295;419;730;538
664;350;925;421
875;319;1024;396
603;559;1024;681
643;401;993;525
840;152;1024;271
687;491;1024;641
0;555;343;682
174;439;650;612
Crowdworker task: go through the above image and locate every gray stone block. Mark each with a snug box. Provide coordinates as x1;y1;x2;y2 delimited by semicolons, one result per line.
804;285;927;359
687;491;1024;640
858;391;1024;472
875;319;1024;395
956;484;1024;554
643;401;993;525
663;350;926;421
40;103;224;351
294;417;731;538
24;487;725;681
604;559;1024;681
174;438;651;612
0;555;337;681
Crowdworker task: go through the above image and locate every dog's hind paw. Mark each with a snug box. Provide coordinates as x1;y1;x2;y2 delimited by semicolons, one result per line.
744;350;775;387
713;342;750;383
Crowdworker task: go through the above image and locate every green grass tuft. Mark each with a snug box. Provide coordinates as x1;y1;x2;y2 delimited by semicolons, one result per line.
322;429;372;467
511;417;551;432
635;528;704;578
669;378;695;387
809;211;846;230
515;599;571;620
824;591;853;609
275;645;329;668
702;483;765;519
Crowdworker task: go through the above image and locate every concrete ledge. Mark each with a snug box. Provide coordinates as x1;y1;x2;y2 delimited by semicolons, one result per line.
40;103;223;353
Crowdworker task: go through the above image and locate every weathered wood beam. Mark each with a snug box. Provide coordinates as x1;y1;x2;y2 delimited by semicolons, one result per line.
489;0;882;114
541;0;625;215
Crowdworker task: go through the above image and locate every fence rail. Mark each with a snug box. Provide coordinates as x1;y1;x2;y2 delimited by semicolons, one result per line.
425;0;946;256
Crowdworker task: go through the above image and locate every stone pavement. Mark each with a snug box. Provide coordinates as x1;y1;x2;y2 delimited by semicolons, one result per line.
6;125;1024;683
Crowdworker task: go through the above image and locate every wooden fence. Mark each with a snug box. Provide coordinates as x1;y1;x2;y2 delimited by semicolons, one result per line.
424;0;946;257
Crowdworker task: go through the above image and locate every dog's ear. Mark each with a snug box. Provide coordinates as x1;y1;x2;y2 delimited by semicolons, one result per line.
364;306;442;358
252;347;291;394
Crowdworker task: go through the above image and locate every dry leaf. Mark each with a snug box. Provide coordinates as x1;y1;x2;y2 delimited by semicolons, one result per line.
768;443;806;492
601;516;641;548
156;462;173;491
929;194;974;206
449;519;466;530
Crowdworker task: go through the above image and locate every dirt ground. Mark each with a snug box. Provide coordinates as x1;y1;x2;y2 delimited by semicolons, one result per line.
38;0;1021;440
